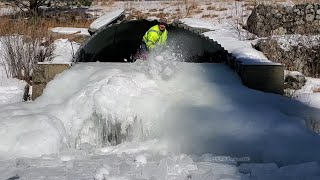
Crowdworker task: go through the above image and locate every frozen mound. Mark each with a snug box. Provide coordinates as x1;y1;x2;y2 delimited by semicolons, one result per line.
0;53;319;166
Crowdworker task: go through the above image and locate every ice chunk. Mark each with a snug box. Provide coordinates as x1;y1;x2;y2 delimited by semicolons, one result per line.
135;154;147;165
94;165;111;180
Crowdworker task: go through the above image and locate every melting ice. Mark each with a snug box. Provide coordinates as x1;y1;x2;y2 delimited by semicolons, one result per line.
1;53;320;179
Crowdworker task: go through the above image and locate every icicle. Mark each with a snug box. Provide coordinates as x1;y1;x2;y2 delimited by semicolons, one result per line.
75;112;149;149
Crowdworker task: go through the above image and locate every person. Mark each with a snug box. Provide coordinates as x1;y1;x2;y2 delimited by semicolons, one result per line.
135;19;168;60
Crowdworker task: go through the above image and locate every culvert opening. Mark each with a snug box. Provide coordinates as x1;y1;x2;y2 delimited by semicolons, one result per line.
76;19;228;63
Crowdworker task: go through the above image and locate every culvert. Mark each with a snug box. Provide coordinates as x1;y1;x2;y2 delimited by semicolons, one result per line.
75;19;229;63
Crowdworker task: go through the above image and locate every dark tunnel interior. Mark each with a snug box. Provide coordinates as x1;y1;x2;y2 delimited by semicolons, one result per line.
76;19;226;63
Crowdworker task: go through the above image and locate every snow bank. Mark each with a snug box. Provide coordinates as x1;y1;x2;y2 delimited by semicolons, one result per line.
0;114;67;159
0;78;26;105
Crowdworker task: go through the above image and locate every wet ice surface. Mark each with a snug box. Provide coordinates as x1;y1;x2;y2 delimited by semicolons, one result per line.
1;55;320;179
1;143;320;180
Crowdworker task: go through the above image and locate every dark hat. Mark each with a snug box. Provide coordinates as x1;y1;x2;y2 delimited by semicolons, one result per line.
159;19;167;26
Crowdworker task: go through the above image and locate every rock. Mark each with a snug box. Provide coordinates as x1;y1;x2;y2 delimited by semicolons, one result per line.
272;27;287;35
246;3;320;37
306;14;315;21
284;71;306;90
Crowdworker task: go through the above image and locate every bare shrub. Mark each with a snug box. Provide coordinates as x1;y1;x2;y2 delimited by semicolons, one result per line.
216;7;228;11
183;0;198;16
0;35;54;82
0;17;58;82
148;9;157;12
201;14;211;18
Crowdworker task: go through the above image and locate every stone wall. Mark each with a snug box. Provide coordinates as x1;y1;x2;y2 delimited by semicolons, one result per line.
247;3;320;37
255;37;320;78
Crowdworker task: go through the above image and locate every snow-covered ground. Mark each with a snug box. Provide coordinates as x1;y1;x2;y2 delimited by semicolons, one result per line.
0;1;320;179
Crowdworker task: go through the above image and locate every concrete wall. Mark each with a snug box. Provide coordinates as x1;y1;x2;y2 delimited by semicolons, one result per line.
226;56;284;95
239;64;284;94
32;63;71;100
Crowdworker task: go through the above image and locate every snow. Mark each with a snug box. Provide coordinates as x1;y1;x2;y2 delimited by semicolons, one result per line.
0;78;26;105
294;77;320;109
50;39;80;63
50;27;90;36
89;9;124;30
182;18;272;64
0;7;19;16
180;18;215;30
275;34;320;51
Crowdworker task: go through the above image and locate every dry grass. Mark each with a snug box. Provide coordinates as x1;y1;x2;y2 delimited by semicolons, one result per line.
92;0;115;6
0;16;92;39
216;7;228;11
207;6;216;11
201;14;211;18
148;9;157;13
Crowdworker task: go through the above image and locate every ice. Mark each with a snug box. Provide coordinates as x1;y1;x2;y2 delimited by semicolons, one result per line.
238;163;278;176
135;154;147;165
94;165;111;180
277;162;320;177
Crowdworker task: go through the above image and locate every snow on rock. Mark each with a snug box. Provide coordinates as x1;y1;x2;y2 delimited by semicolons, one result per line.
0;78;26;105
51;38;80;63
276;34;320;51
294;77;320;109
90;9;124;30
50;27;90;36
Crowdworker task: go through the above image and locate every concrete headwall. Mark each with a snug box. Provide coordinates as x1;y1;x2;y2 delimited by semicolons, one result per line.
32;63;71;100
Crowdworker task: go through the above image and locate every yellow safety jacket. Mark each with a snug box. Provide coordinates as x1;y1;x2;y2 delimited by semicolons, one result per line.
143;25;168;50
